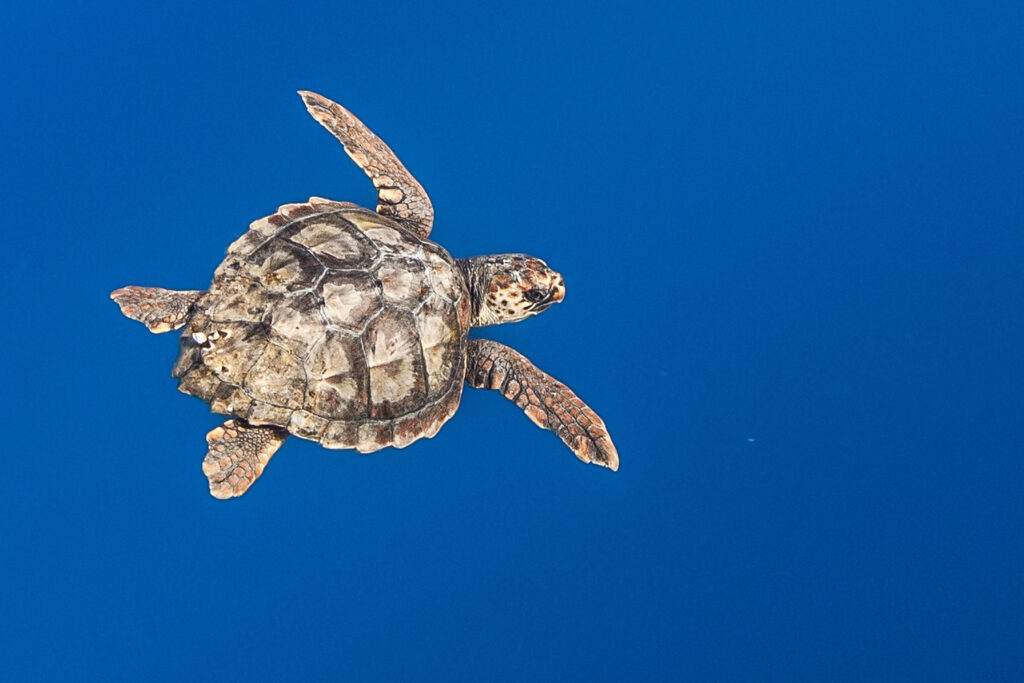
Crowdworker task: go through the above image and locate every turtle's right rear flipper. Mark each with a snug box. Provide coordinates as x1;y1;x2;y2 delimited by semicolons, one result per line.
110;286;204;333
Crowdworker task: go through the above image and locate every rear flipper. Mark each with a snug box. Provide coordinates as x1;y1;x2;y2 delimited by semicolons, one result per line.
203;419;289;499
110;286;204;333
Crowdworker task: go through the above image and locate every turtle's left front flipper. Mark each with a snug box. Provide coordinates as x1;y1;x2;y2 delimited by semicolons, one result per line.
466;339;618;471
298;90;435;238
110;286;204;333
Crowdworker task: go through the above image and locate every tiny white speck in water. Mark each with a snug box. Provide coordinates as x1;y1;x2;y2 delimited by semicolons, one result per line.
746;437;756;443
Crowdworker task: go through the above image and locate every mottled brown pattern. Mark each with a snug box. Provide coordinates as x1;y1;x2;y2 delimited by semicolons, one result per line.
288;410;329;441
242;343;306;410
364;308;428;419
459;254;565;328
267;291;327;358
305;331;368;420
319;270;382;330
416;296;461;400
465;339;619;470
284;213;379;268
322;419;359;449
203;275;268;323
175;199;469;452
246;239;323;293
299;91;435;238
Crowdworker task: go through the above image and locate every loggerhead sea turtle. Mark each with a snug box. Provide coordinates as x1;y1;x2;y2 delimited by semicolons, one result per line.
111;91;617;499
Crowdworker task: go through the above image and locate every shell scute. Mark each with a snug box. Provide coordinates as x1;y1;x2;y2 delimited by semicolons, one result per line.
304;331;369;420
356;422;393;453
375;256;430;309
247;401;293;427
241;343;306;409
289;410;329;441
285;214;379;269
364;308;428;419
319;270;383;331
267;292;327;358
322;420;359;449
247;239;324;293
416;296;461;400
345;210;421;257
205;276;269;324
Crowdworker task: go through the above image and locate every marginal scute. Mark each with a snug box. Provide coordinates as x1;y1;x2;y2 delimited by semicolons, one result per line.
289;410;329;440
225;214;279;258
417;403;443;438
438;384;464;424
278;202;321;220
308;196;359;210
456;294;472;331
247;401;294;427
322;420;358;449
392;414;425;449
356;422;393;453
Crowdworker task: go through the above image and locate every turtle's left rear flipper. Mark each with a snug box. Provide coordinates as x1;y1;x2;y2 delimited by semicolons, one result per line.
203;420;288;499
110;286;204;333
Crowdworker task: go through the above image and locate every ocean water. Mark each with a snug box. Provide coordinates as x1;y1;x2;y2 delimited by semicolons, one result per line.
2;1;1022;680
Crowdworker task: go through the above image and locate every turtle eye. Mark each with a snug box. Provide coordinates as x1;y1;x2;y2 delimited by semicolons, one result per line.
523;289;546;303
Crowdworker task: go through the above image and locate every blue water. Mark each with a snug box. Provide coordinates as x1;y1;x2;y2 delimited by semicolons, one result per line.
2;2;1022;680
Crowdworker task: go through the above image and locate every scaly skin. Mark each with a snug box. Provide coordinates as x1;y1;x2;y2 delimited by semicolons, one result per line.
299;90;435;239
109;286;203;333
202;419;289;499
465;338;618;470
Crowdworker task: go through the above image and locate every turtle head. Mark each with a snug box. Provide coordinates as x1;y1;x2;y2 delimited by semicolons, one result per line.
459;254;565;327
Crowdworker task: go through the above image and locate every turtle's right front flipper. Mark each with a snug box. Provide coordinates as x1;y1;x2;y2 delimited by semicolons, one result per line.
466;338;619;471
110;286;204;333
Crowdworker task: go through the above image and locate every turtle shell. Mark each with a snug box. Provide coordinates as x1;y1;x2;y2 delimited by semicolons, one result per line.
172;198;473;453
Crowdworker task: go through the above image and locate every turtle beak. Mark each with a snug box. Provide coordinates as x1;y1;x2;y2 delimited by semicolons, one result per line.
549;274;565;303
530;275;565;313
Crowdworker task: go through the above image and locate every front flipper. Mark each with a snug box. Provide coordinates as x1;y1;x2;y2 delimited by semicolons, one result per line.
203;419;288;499
298;90;435;238
466;339;619;471
110;286;204;333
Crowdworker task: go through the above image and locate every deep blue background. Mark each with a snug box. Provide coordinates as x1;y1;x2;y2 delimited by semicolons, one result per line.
2;1;1022;680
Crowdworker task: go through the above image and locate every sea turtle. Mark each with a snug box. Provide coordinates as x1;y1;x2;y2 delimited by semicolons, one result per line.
111;91;617;499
